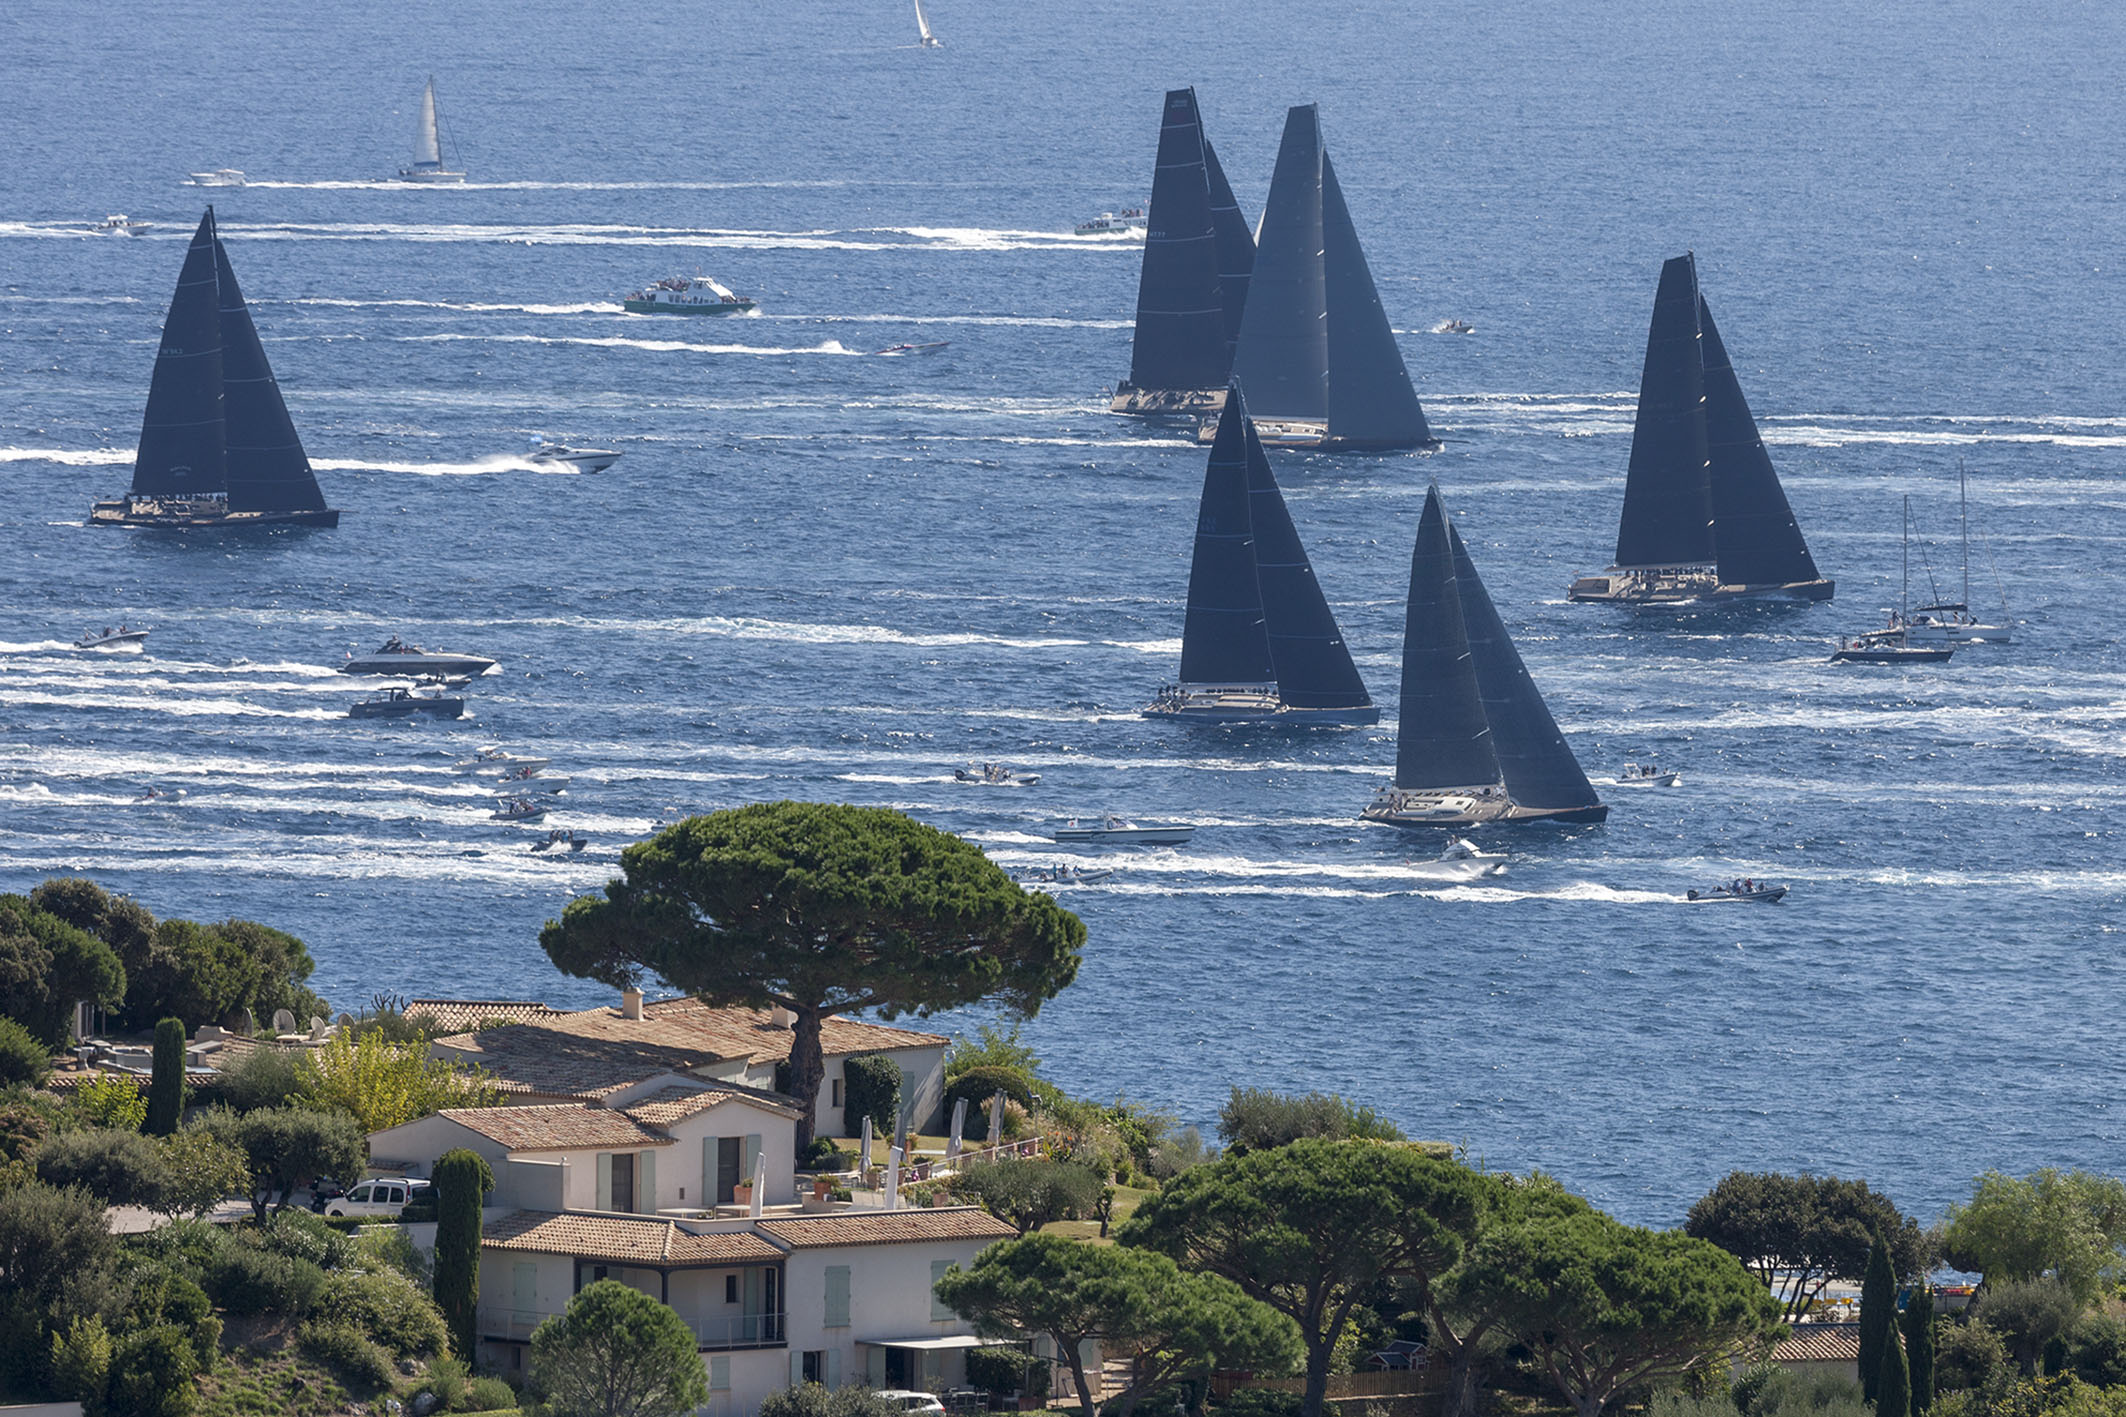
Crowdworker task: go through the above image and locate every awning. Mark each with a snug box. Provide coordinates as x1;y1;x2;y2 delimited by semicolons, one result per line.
858;1336;987;1351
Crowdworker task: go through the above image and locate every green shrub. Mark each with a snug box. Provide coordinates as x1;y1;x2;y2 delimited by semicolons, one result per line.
0;1099;52;1164
1216;1087;1404;1154
842;1054;902;1139
255;1206;358;1269
946;1022;1042;1080
320;1264;449;1359
147;1018;187;1136
130;1215;232;1280
2060;1312;2126;1388
1212;1389;1304;1417
50;1314;113;1410
108;1323;201;1417
209;1045;305;1113
799;1135;850;1172
420;1356;470;1411
759;1385;904;1417
205;1244;327;1316
1748;1369;1869;1417
68;1072;148;1130
355;1223;433;1287
967;1344;1046;1395
297;1319;396;1390
945;1065;1038;1139
0;1017;52;1088
36;1126;168;1207
465;1376;517;1411
944;1156;1102;1233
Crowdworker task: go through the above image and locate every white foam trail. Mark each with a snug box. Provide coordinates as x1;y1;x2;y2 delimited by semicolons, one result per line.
283;297;624;316
209;220;1137;254
0;447;133;466
399;332;862;357
310;455;579;477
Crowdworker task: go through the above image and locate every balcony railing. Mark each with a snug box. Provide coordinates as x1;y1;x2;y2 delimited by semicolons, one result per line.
481;1309;785;1350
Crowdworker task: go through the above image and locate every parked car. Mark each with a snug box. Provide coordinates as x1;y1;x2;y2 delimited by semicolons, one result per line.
323;1177;430;1218
873;1393;946;1417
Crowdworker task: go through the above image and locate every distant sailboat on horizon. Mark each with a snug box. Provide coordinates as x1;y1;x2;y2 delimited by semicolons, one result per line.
1364;486;1605;828
1146;382;1378;725
90;209;340;530
1110;87;1256;418
398;77;465;183
1207;103;1438;452
913;0;941;46
1567;253;1832;604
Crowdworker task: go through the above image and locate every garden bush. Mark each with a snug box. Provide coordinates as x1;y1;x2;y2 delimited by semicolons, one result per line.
2060;1312;2126;1388
297;1319;396;1390
1936;1321;2011;1392
36;1127;168;1207
1210;1389;1303;1417
67;1072;148;1130
841;1054;902;1139
967;1345;1046;1395
799;1135;851;1172
945;1065;1039;1138
205;1244;327;1317
255;1206;359;1269
108;1324;202;1417
210;1046;306;1113
419;1356;470;1411
0;1017;51;1088
354;1223;433;1287
320;1264;449;1359
465;1376;517;1411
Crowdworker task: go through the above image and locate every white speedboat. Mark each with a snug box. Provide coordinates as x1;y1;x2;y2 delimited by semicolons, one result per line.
1013;864;1114;886
1406;837;1508;883
1686;881;1788;904
76;624;150;650
454;747;549;774
341;636;497;677
1603;763;1680;788
954;763;1040;787
491;797;548;823
188;169;247;187
493;766;570;793
1052;816;1193;846
523;435;620;473
93;214;152;236
1074;209;1146;236
1431;319;1475;335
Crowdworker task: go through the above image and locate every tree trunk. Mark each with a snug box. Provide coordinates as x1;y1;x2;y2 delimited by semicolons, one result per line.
788;1001;827;1152
1061;1338;1098;1417
1301;1337;1334;1417
1444;1347;1480;1417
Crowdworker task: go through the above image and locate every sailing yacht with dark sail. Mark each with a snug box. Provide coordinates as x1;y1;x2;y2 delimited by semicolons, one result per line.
1110;88;1256;418
1568;254;1832;604
1146;384;1377;724
90;209;341;530
1209;103;1437;452
1364;487;1606;828
398;77;465;183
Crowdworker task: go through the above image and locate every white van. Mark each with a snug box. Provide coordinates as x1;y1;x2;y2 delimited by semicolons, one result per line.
324;1178;430;1218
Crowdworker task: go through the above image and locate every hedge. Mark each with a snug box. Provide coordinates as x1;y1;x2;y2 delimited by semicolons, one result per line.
842;1054;902;1140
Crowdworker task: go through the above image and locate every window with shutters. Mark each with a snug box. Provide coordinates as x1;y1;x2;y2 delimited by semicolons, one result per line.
823;1265;851;1328
930;1260;955;1321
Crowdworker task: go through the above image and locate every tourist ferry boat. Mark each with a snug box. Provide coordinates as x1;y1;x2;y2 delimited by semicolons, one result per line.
623;275;757;316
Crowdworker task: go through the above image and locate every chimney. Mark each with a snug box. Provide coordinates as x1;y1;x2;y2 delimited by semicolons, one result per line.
622;987;644;1022
769;1005;796;1029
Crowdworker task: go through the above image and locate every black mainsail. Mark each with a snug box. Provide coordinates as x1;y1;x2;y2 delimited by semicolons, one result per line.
1112;88;1255;417
1149;384;1377;724
1569;252;1829;602
91;207;339;529
1369;486;1606;826
1224;104;1436;452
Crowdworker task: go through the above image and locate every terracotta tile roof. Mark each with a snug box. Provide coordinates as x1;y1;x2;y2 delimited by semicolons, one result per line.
484;1210;782;1267
408;999;565;1033
432;1026;705;1102
440;1103;674;1153
1772;1324;1859;1363
757;1207;1016;1248
623;1083;801;1126
645;998;948;1064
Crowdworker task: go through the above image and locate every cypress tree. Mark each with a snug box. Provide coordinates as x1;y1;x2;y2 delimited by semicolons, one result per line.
1859;1235;1894;1402
432;1147;496;1360
1902;1286;1935;1415
1877;1323;1910;1417
145;1017;186;1135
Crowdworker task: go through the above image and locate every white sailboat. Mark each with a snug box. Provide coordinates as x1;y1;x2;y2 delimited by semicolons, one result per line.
398;77;466;183
1898;464;2014;644
913;0;941;46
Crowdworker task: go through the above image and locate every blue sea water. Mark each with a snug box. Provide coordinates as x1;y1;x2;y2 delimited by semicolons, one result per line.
3;0;2122;1228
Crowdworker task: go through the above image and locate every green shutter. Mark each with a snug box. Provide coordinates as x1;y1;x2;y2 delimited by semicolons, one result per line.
827;1347;842;1387
790;1351;804;1387
930;1259;954;1321
512;1261;537;1318
595;1153;613;1211
824;1265;851;1327
638;1150;657;1213
868;1346;888;1387
711;1355;731;1391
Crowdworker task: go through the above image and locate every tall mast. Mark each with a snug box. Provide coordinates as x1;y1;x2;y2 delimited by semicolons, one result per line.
1902;495;1911;623
1959;459;1971;610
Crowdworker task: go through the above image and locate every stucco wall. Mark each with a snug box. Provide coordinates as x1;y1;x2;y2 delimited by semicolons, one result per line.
781;1233;992;1387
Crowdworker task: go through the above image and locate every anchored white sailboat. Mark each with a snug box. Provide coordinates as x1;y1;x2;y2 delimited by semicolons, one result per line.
398;77;465;183
1890;464;2013;644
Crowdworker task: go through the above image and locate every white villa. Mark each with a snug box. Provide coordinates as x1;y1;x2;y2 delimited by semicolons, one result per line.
367;1063;1016;1411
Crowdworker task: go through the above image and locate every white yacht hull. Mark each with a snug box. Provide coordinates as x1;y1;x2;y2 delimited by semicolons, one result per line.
343;652;497;676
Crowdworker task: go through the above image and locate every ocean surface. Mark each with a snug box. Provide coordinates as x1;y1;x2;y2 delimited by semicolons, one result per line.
3;0;2121;1228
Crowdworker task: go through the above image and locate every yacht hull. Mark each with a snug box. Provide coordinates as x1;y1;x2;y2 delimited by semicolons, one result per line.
342;654;496;676
1142;701;1379;726
621;299;756;316
1193;416;1442;452
398;169;466;183
90;500;340;529
1362;798;1609;829
1567;572;1835;604
1110;383;1229;417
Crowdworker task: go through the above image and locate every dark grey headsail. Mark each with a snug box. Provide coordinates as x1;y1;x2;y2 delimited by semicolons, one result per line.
1449;524;1602;812
1614;253;1714;569
131;210;226;497
1392;487;1498;789
1125;88;1233;398
1240;391;1372;712
1177;396;1274;686
1228;104;1329;425
1201;134;1254;361
215;238;329;515
1321;152;1434;449
1699;298;1821;588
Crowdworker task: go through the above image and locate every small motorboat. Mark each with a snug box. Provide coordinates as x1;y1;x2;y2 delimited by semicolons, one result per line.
1012;864;1114;886
493;765;570;793
531;828;588;853
454;747;549;773
341;635;497;676
76;624;150;651
350;687;465;720
1053;816;1193;846
954;763;1040;787
875;342;951;356
522;435;620;473
491;797;548;823
134;786;186;803
1074;208;1146;236
1830;638;1954;665
1406;837;1508;883
1686;881;1789;904
1605;762;1680;788
93;214;152;236
188;169;247;187
1432;319;1475;335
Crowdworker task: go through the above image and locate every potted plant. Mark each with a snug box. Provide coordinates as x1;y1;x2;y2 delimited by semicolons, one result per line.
733;1181;753;1207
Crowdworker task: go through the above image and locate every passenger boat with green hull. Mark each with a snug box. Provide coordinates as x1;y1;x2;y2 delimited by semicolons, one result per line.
623;275;757;316
90;209;341;530
1145;382;1378;725
1364;487;1607;830
1568;253;1831;605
